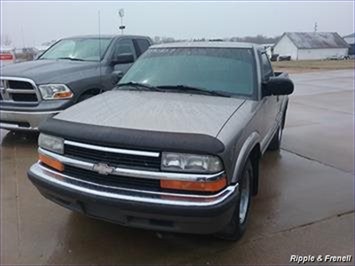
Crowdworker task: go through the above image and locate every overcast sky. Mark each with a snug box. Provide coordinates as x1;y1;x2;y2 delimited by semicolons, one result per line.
1;1;354;48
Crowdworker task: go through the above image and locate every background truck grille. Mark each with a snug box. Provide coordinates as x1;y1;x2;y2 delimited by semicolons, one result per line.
63;165;161;191
64;143;162;171
0;78;39;102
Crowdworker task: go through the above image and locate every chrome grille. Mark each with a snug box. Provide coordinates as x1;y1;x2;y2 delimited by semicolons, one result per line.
64;140;162;171
63;165;161;191
0;77;39;102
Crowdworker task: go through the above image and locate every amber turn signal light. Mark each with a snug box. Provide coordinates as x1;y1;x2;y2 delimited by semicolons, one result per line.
160;176;227;192
39;153;64;172
53;91;73;99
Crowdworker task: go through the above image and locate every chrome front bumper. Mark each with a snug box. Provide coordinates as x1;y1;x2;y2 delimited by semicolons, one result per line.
29;140;239;233
28;162;239;233
29;162;238;207
0;110;61;130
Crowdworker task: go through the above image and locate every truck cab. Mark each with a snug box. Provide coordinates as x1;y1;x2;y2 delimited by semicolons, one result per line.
0;35;152;131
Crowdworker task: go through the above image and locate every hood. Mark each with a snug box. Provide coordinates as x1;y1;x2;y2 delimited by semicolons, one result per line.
54;90;245;137
0;59;98;84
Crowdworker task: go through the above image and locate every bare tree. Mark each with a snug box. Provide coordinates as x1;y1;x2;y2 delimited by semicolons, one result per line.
153;36;161;44
1;34;12;46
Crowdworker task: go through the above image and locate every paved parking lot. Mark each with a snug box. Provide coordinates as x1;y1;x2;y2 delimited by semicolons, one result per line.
1;70;354;265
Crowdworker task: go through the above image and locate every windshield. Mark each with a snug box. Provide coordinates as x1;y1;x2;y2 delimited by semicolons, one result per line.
39;38;112;61
119;47;256;97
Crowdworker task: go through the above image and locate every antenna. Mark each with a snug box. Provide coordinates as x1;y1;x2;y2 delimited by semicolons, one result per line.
98;10;102;92
314;22;318;32
118;9;125;34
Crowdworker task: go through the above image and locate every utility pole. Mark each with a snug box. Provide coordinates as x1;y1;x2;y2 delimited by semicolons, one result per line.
119;9;125;34
314;22;318;33
21;26;25;48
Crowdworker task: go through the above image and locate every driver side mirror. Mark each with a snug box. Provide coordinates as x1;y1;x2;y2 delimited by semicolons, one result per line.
111;53;134;65
262;77;294;97
111;70;124;84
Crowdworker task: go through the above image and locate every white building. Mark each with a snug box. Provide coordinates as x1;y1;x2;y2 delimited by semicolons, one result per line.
343;33;354;56
273;32;349;60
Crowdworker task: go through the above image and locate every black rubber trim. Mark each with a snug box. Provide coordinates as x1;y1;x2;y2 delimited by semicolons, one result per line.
39;118;225;154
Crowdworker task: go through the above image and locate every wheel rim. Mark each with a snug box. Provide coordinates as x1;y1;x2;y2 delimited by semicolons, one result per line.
239;170;250;224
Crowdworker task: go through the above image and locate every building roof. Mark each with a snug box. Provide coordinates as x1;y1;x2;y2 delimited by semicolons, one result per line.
151;41;257;49
283;32;349;49
0;46;15;52
343;33;355;38
343;33;355;45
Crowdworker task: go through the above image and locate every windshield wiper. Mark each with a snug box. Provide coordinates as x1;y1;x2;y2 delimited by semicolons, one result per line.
57;57;85;61
116;82;162;92
156;85;232;97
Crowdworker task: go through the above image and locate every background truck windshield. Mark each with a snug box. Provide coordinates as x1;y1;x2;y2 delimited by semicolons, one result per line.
120;47;256;96
39;38;112;61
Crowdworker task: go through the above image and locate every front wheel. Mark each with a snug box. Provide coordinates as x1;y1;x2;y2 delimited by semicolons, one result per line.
215;159;253;241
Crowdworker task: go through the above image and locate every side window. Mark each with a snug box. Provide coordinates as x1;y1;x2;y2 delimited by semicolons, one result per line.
113;39;136;58
261;53;273;80
134;39;151;57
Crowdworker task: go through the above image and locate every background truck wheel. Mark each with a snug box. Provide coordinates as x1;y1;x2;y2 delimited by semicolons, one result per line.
78;93;95;102
216;159;253;241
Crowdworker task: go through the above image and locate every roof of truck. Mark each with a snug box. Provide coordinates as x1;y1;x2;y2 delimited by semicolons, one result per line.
151;41;257;49
62;34;150;40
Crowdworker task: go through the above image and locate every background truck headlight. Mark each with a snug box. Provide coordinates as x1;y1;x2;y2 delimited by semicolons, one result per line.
161;152;223;173
38;133;64;154
38;84;73;100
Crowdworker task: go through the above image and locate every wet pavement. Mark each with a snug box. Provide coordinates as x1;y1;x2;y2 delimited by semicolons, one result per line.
1;70;354;265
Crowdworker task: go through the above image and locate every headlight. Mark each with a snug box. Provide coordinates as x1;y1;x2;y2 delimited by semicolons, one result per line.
38;133;64;154
38;84;73;100
161;152;223;173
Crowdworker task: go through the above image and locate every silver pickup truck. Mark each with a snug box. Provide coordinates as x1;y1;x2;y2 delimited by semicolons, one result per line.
28;42;293;241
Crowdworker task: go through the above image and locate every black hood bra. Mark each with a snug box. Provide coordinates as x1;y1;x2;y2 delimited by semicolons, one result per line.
40;118;225;155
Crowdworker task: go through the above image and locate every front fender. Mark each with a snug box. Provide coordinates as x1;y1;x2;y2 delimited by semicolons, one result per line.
230;131;260;183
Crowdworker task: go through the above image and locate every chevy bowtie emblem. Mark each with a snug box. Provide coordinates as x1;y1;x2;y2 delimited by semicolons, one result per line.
93;163;114;175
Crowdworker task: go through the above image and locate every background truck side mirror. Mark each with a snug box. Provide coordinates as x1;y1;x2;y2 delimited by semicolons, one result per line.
262;77;294;97
111;53;134;65
111;70;124;84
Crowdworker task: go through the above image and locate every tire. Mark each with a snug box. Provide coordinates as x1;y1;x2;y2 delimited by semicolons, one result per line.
216;159;254;241
268;108;286;151
267;125;283;151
